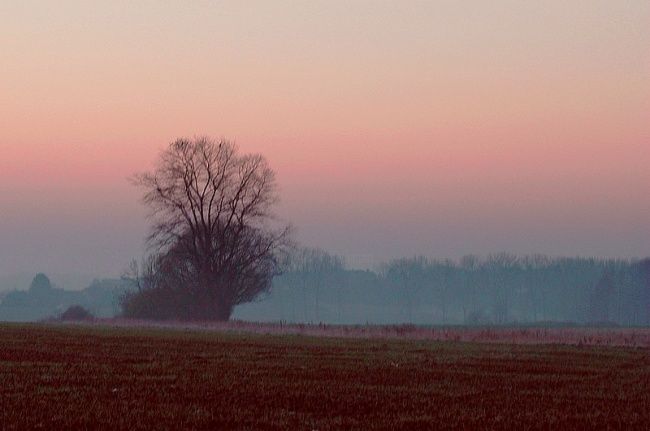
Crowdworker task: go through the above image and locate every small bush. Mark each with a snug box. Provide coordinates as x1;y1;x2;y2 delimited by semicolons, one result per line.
60;305;94;321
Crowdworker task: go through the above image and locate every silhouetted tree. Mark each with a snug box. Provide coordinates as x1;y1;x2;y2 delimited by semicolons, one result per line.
281;248;346;322
124;137;291;321
29;273;52;293
635;258;650;325
382;257;427;322
460;255;480;322
589;271;614;323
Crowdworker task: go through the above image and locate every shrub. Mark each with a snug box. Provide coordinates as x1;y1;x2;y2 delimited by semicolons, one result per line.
60;305;94;321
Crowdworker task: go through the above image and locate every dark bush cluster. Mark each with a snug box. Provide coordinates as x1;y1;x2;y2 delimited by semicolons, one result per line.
59;305;94;321
121;287;205;321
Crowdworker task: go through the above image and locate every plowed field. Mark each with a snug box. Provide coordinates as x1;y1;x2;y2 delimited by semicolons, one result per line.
1;324;649;429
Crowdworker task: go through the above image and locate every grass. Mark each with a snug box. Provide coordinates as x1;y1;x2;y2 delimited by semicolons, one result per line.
1;323;649;429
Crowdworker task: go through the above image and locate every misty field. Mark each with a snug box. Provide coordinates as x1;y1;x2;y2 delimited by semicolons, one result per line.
1;324;650;430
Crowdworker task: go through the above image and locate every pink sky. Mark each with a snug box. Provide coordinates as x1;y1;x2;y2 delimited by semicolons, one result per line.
1;1;649;276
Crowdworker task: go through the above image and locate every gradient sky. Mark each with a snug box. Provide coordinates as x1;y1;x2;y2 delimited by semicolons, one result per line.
1;1;649;278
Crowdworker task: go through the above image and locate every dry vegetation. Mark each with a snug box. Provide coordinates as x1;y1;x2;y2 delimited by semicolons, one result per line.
96;319;650;348
1;323;649;429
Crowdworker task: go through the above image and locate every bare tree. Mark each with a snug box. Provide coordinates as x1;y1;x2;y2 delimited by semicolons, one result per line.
125;137;291;321
290;247;346;322
382;256;427;323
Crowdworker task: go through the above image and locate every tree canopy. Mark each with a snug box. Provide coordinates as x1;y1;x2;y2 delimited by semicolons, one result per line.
123;137;291;321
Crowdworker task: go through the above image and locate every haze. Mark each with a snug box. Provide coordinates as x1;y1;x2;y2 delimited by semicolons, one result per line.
1;0;649;278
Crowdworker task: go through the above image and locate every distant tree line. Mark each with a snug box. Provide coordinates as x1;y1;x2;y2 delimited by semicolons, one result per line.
0;273;130;322
3;254;649;326
237;249;650;326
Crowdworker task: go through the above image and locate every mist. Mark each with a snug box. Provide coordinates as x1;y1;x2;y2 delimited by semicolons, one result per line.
3;249;649;326
4;2;650;429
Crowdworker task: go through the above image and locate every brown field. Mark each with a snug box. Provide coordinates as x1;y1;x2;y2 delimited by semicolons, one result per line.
1;323;649;430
